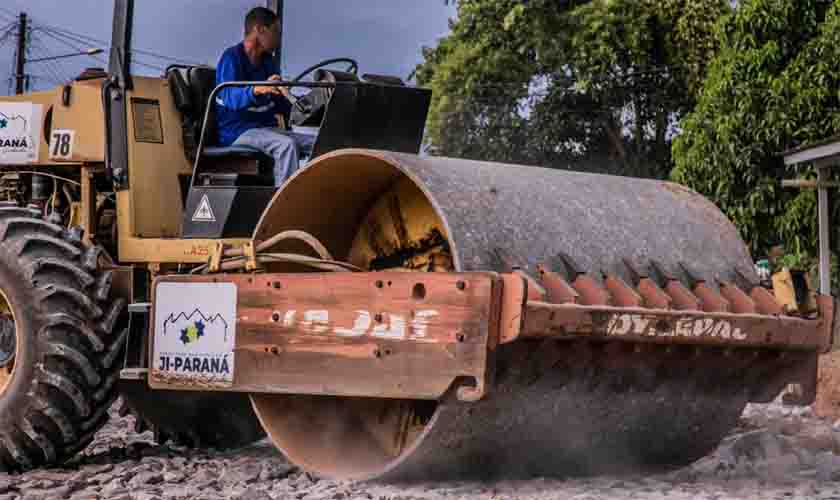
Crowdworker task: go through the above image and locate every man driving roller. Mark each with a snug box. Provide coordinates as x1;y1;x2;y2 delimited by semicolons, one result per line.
215;7;314;187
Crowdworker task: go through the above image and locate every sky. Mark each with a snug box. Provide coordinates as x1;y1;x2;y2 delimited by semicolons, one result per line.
0;1;456;95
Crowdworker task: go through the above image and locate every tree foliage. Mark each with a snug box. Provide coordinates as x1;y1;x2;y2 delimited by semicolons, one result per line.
416;0;730;178
673;0;840;259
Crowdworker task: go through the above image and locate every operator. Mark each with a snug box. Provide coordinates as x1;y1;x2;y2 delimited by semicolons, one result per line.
215;7;314;187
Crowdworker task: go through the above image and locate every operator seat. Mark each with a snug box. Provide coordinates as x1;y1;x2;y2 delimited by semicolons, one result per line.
171;64;431;239
167;66;275;187
168;66;279;239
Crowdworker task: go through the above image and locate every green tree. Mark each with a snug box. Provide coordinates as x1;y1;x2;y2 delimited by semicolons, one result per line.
417;0;730;178
673;0;840;261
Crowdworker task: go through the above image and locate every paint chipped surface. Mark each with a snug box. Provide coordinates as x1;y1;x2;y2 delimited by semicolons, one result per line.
301;310;330;333
334;311;373;337
607;314;746;341
410;310;441;341
270;309;442;341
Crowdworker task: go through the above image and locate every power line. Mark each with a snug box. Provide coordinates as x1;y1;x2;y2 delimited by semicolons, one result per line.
2;7;207;77
39;58;76;84
32;22;202;66
0;22;15;37
126;57;165;72
28;33;76;82
36;27;109;67
28;45;71;84
1;5;203;68
31;23;107;46
0;34;15;49
36;26;168;72
0;10;16;26
29;74;65;86
28;47;61;83
133;47;203;66
0;10;101;93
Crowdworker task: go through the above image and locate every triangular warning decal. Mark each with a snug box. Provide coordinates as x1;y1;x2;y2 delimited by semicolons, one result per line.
192;194;216;222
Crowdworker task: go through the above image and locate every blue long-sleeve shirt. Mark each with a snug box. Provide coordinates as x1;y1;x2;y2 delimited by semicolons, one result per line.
215;42;292;146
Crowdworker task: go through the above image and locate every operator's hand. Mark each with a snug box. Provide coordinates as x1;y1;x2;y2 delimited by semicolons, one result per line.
269;74;291;98
253;75;290;98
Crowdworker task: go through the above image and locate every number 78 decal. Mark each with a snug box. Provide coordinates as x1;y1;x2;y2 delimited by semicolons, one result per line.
49;129;75;160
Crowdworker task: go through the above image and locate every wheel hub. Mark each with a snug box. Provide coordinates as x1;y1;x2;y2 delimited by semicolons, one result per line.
0;289;16;395
0;315;15;367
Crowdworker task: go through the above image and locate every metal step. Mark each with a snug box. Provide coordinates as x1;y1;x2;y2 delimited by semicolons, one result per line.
120;368;148;381
128;302;151;314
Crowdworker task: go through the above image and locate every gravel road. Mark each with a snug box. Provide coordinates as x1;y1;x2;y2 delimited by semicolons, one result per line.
2;400;840;500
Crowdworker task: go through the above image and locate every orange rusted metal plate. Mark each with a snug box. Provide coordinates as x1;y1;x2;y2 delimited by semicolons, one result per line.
815;352;840;419
637;277;672;309
498;273;527;344
521;300;832;351
572;275;611;306
604;274;643;308
694;282;731;312
812;295;840;418
149;272;498;400
537;267;579;304
663;280;701;311
750;286;784;316
719;281;757;314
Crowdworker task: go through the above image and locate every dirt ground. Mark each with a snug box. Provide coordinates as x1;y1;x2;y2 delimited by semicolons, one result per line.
2;400;840;500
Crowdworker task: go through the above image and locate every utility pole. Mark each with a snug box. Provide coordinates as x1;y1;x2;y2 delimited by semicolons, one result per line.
14;12;27;95
266;0;283;73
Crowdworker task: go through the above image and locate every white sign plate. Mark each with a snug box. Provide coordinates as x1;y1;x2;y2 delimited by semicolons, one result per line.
0;103;42;164
153;282;237;387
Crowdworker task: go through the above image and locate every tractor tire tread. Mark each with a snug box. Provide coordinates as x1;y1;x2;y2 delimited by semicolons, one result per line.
0;210;125;470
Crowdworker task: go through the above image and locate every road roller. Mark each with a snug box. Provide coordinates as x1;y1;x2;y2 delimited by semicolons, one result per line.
147;148;830;481
0;0;832;480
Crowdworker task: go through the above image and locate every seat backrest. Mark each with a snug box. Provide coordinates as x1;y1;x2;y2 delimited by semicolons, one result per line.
188;67;219;147
167;69;193;113
167;66;218;158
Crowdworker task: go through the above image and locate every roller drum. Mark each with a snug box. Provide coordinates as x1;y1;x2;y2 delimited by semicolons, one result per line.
250;149;764;481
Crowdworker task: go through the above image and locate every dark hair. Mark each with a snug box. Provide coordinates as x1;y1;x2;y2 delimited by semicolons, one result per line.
245;7;278;35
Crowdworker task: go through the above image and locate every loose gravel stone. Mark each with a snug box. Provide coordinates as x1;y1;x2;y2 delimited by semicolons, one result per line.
259;463;297;482
233;487;273;500
0;479;13;495
6;398;840;500
135;492;164;500
128;472;164;487
101;481;130;498
161;471;185;483
220;463;262;485
69;490;102;500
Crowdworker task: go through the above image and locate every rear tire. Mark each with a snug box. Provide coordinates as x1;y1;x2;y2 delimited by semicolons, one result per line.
0;205;126;470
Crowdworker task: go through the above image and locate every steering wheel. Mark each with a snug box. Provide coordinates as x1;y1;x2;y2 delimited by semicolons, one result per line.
290;57;359;83
285;58;358;116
